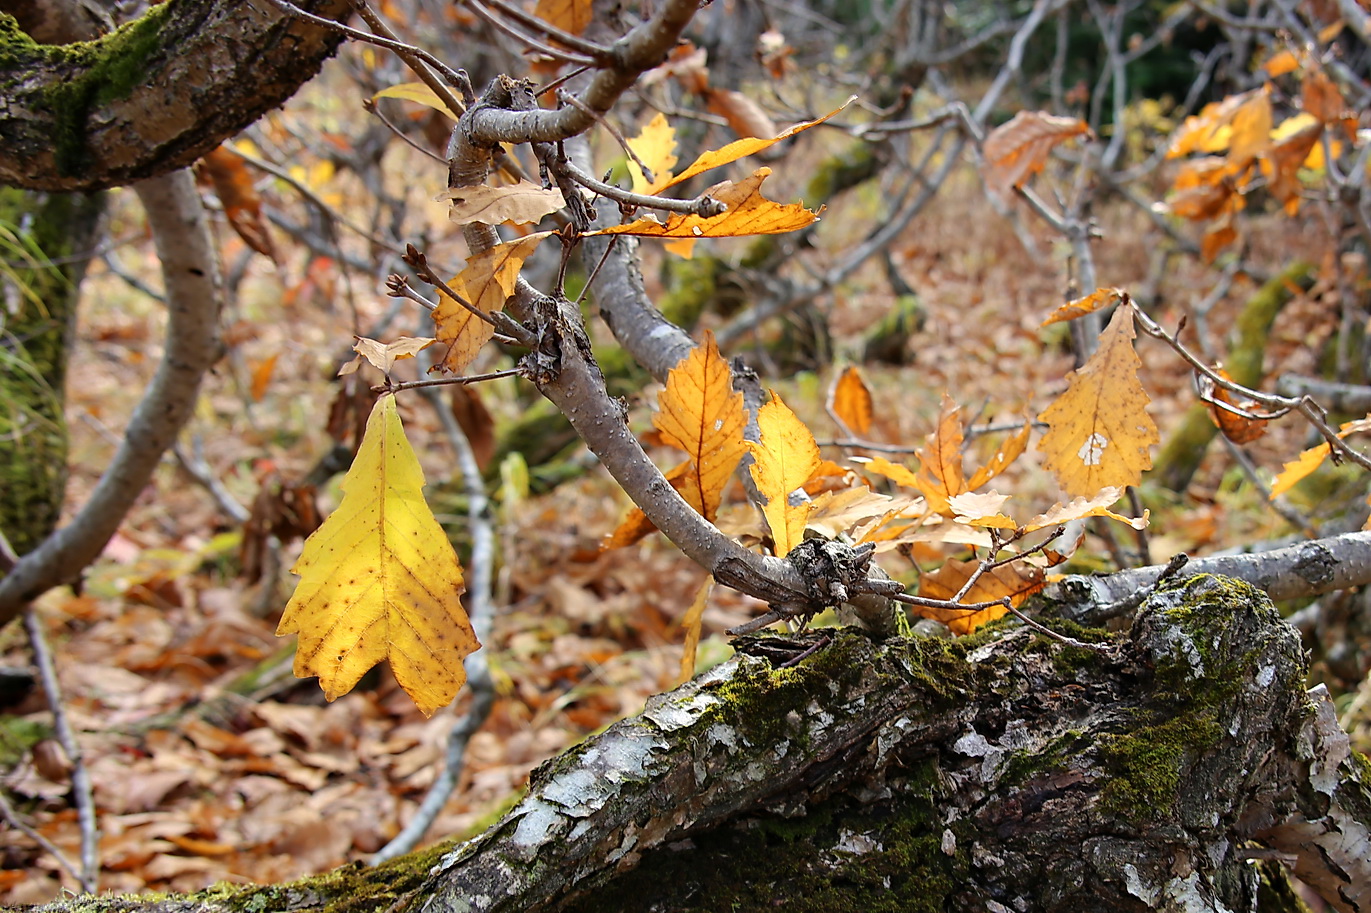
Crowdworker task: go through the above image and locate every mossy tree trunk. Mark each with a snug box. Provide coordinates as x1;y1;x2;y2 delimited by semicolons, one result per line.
0;186;103;556
23;575;1371;913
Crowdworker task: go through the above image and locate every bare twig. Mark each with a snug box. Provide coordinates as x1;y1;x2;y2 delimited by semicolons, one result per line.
562;159;726;217
466;0;599;66
173;438;250;525
380;368;525;393
0;787;84;887
24;607;98;892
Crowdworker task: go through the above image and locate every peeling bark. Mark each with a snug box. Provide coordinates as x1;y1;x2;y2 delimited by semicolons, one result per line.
0;0;354;192
21;575;1371;912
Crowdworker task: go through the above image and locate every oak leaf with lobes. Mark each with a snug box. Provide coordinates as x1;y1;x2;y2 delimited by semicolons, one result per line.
276;396;478;717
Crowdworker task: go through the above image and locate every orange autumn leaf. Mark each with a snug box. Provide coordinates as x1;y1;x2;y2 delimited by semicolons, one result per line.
1042;288;1127;327
705;88;778;142
829;365;874;435
859;454;922;491
1262;49;1300;77
655;98;854;192
677;577;713;686
652;330;749;521
1020;487;1148;534
1226;86;1273;171
1167;90;1257;158
1302;68;1346;124
914;394;968;515
1204;369;1269;444
587;168;820;240
1269;416;1371;498
432;232;551;374
249;353;278;403
966;420;1032;491
1038;303;1159;497
916;559;1044;635
749;392;821;557
533;0;592;36
982;111;1091;199
1261;116;1324;214
201;146;278;264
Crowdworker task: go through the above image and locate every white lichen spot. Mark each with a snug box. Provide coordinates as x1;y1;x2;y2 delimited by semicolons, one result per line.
644;691;720;732
1255;664;1275;688
511;798;562;850
941;829;956;855
1077;432;1109;466
833;829;881;855
1124;864;1159;904
1164;872;1236;913
954;730;991;757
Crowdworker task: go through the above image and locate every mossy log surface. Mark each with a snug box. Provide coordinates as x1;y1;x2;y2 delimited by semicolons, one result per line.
20;574;1371;913
0;0;352;192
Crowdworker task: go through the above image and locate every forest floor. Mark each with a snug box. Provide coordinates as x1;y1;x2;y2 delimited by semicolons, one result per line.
3;58;1369;904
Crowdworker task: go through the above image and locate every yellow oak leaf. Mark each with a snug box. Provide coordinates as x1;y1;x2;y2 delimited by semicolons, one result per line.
829;365;874;435
276;396;477;717
587;168;820;240
373;82;456;117
916;559;1044;635
749;391;821;557
1269;416;1371;499
432;232;551;374
1037;303;1159;497
858;455;922;490
965;420;1032;490
914;394;968;515
656;97;854;192
628;112;679;195
1041;288;1127;327
654;330;749;521
948;490;1015;528
438;181;566;227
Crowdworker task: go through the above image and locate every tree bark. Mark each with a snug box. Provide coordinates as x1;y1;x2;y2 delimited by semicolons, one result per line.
0;0;354;192
20;574;1371;912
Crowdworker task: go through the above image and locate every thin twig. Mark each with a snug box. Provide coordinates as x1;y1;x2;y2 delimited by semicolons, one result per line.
173;438;250;525
356;2;469;119
1003;603;1111;652
562;160;725;217
386;274;438;312
556;90;655;180
465;0;598;66
482;0;612;59
362;99;447;163
381;368;525;392
24;606;98;892
0;787;84;886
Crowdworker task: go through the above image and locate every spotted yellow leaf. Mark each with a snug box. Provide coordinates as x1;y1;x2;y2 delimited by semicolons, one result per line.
277;396;478;717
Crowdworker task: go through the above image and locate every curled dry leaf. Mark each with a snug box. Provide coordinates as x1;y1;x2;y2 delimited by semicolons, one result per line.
1020;487;1148;534
1038;303;1159;497
1041;287;1126;327
341;336;437;377
533;0;592;36
1201;369;1269;445
982;111;1091;200
438;181;566;227
200;145;278;264
373;82;456;117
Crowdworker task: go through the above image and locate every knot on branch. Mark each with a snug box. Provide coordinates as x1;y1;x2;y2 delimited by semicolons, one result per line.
788;538;878;609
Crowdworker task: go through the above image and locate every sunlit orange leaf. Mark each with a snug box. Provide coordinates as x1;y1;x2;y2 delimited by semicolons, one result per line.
706;88;778;141
1302;68;1346;123
249;353;278;403
982;111;1091;199
803;459;853;496
749;391;821;557
656;98;855;192
1168;157;1237;222
587;168;820;239
914;394;968;514
1020;487;1148;534
1270;442;1331;498
438;181;565;226
678;577;713;686
1262;49;1300;77
654;330;749;521
432;232;552;374
201;146;278;263
1270;416;1371;498
1042;288;1126;326
533;0;592;36
341;336;437;378
1038;303;1159;496
966;420;1032;491
1227;86;1273;170
1201;214;1239;263
1261;116;1324;213
1203;369;1269;444
663;238;697;259
829;365;874;435
628;113;679;195
373;81;456;117
1167;91;1255;158
917;559;1044;635
858;454;922;490
277;396;478;717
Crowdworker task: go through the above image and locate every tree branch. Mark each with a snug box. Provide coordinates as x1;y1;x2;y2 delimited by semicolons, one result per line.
0;169;223;624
